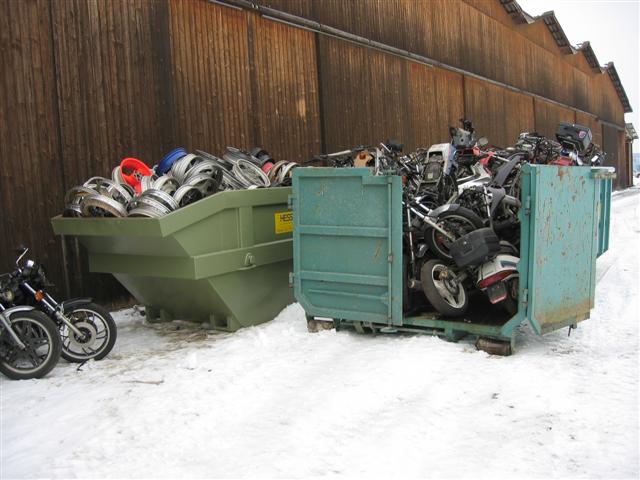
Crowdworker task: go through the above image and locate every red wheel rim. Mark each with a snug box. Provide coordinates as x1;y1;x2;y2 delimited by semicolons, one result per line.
120;158;153;193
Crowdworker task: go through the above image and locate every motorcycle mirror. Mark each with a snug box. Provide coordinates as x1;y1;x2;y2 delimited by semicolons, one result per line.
477;137;489;147
15;246;29;268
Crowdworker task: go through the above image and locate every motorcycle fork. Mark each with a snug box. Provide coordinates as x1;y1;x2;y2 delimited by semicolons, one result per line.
0;310;27;350
451;270;468;284
20;283;85;337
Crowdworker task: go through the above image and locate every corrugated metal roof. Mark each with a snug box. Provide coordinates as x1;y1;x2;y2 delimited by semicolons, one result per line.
625;123;638;140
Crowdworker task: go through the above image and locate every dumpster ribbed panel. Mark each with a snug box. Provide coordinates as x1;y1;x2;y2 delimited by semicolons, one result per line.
293;169;403;326
521;165;602;334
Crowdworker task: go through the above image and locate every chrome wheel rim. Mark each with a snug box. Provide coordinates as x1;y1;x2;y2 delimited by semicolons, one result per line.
60;309;111;360
431;264;466;308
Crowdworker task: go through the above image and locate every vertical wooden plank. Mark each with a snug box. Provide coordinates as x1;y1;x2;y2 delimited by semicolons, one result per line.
250;16;321;162
464;76;534;148
534;98;576;140
169;0;252;153
602;125;624;189
318;36;407;152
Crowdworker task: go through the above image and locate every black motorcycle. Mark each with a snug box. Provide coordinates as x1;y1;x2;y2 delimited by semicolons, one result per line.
0;274;61;379
9;247;117;362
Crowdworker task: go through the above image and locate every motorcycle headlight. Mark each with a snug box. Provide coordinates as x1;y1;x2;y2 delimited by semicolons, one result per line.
0;290;14;302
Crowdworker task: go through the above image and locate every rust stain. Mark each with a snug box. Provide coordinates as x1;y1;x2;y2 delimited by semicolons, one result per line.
373;240;382;261
535;299;592;330
557;167;567;181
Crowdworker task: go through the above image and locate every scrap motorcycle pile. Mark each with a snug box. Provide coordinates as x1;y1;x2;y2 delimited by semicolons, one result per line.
311;120;604;319
0;247;116;380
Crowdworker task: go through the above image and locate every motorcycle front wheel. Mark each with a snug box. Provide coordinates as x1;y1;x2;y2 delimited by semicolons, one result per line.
421;259;469;317
0;311;61;380
59;303;117;362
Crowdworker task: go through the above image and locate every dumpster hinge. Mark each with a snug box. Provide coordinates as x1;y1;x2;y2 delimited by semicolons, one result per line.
288;272;295;285
287;195;295;209
521;288;528;306
387;253;393;263
523;196;531;216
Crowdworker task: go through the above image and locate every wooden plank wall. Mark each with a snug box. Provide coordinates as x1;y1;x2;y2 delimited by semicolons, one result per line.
463;77;535;147
0;0;630;302
262;0;626;126
168;1;252;153
0;0;68;298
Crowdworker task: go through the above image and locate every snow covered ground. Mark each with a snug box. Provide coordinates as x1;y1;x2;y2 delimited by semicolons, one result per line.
1;189;638;479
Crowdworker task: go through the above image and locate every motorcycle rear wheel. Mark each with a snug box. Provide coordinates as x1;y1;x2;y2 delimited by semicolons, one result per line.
0;311;61;380
59;303;117;362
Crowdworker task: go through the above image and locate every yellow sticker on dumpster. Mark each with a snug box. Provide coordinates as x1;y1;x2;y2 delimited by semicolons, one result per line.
275;211;293;234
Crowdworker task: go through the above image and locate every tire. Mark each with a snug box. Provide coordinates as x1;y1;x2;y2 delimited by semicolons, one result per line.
0;311;61;380
421;259;469;317
425;207;484;261
59;303;117;362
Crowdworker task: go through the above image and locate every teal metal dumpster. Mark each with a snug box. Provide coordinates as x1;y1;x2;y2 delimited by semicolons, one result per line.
52;188;294;331
291;165;615;354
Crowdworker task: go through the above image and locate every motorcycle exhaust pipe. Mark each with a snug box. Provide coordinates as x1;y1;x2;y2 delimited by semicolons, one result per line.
502;195;521;208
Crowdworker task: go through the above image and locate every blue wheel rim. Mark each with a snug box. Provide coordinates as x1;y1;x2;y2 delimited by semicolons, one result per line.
158;147;187;175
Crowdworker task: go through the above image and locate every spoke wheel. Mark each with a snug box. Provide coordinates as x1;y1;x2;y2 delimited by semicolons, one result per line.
0;311;61;380
59;303;117;362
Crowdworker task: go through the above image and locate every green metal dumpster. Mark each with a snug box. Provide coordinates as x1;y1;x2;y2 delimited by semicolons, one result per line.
291;165;615;354
52;188;294;331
